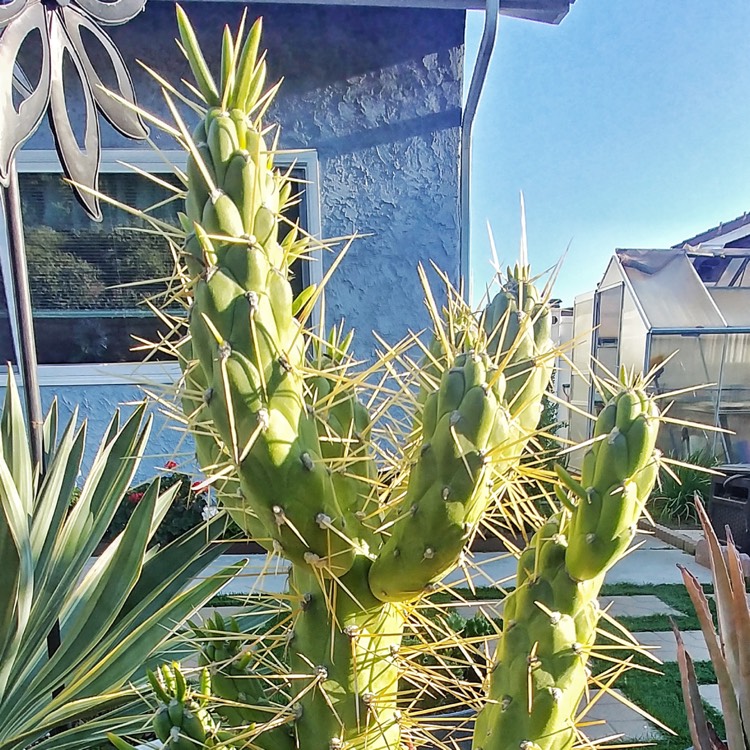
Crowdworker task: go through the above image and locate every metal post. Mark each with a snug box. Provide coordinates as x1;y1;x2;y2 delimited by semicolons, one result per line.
2;163;44;472
1;163;59;661
459;0;499;301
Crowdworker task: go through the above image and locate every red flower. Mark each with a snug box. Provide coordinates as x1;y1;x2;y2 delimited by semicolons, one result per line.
127;491;144;504
164;460;178;470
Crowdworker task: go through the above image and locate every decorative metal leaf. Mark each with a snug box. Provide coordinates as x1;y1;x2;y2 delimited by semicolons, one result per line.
61;5;148;140
48;11;101;219
71;0;146;26
0;0;29;28
0;2;51;186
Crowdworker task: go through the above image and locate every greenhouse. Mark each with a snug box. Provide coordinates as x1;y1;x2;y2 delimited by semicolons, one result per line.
569;246;750;463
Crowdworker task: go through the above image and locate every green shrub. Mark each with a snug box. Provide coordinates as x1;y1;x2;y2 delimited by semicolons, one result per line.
651;449;717;525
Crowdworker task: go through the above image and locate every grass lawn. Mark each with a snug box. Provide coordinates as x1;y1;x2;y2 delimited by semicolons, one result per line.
601;657;723;750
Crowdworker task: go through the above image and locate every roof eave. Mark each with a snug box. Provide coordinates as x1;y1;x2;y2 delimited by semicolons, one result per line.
160;0;574;25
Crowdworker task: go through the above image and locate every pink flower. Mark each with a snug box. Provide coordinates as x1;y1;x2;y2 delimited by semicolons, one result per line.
128;491;144;504
164;460;178;470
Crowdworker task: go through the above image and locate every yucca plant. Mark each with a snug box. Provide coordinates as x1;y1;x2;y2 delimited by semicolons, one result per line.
0;372;243;750
102;10;665;750
674;497;750;750
651;449;717;526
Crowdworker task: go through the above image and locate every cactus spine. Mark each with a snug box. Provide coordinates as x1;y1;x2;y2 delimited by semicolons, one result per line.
159;11;554;749
472;378;660;750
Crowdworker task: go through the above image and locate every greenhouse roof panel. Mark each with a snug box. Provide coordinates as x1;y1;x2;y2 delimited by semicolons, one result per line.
616;249;726;329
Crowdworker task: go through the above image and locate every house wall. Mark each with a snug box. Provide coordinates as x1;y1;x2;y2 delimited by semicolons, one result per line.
15;2;464;476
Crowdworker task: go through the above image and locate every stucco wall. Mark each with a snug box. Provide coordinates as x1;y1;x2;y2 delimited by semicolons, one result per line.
18;2;464;477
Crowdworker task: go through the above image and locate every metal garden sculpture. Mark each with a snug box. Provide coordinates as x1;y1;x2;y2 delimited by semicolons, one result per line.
0;0;148;471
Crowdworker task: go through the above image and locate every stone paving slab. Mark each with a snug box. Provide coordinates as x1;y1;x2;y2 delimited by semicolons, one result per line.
699;684;723;713
443;594;682;621
579;689;662;741
599;594;682;618
197;533;712;595
631;630;709;662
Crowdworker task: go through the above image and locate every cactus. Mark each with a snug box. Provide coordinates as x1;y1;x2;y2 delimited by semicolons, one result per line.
116;11;663;750
108;663;239;750
133;11;555;749
472;376;661;750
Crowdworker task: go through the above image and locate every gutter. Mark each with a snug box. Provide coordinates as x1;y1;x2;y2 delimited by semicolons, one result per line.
459;0;499;299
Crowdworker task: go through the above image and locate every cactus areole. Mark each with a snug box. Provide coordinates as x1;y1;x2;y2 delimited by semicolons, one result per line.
150;10;660;750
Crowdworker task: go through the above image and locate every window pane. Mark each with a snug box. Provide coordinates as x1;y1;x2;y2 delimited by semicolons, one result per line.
21;171;178;365
19;169;304;365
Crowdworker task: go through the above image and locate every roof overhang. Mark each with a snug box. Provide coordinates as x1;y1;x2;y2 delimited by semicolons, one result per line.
170;0;575;25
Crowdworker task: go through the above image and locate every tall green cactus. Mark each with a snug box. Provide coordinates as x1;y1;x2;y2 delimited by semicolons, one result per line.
147;11;555;749
125;12;662;750
472;378;661;750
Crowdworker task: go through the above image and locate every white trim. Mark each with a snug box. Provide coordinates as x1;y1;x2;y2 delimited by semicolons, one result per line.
36;362;181;387
5;148;323;387
15;149;188;173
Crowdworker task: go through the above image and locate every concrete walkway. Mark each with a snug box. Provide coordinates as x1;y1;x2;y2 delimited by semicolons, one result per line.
196;532;712;595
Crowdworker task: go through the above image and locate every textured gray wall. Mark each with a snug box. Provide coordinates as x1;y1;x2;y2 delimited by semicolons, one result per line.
20;2;464;476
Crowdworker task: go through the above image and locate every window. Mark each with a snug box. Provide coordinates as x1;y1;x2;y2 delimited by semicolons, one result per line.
0;149;322;385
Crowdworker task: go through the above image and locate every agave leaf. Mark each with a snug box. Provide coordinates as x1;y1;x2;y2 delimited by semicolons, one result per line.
0;371;33;514
0;450;33;698
148;479;181;537
722;529;750;740
29;414;84;569
41;396;58;471
116;510;230;625
673;620;718;750
49;562;244;707
28;701;147;750
695;498;741;687
679;564;744;750
9;410;149;679
31;482;161;695
0;383;245;750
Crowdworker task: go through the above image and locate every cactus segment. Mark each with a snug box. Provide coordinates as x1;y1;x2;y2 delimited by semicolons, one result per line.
140;12;655;750
289;559;404;750
565;387;660;581
483;264;553;435
472;381;660;750
147;664;213;750
193;613;294;749
369;352;510;602
176;26;358;577
369;266;555;603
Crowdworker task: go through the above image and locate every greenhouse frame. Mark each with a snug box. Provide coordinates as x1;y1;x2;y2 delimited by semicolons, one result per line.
568;246;750;464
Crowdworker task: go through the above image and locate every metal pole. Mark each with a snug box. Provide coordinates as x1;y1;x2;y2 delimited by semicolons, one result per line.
1;163;59;659
459;0;499;301
2;163;44;472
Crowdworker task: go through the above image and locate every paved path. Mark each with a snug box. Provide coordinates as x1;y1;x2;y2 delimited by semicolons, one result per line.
196;533;712;595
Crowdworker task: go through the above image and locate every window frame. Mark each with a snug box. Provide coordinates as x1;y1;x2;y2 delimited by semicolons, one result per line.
0;148;323;386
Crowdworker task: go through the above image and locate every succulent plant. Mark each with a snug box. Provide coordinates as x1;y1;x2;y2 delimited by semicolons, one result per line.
109;10;662;750
674;498;750;750
473;377;661;750
0;372;241;750
127;10;555;748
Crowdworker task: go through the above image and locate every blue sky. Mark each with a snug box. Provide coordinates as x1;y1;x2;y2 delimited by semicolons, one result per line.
465;2;750;304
